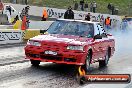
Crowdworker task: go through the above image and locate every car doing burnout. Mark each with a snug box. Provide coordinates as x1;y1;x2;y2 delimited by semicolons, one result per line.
25;19;115;71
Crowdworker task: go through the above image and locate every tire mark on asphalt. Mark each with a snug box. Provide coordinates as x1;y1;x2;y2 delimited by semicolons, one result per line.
0;62;80;88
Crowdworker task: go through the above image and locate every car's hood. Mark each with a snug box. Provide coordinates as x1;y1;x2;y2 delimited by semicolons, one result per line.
30;34;93;45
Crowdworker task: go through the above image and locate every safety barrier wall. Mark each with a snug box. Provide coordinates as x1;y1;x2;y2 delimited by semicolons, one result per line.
0;29;41;44
29;6;122;30
7;3;122;30
8;4;122;22
0;21;54;44
0;29;23;44
0;25;13;29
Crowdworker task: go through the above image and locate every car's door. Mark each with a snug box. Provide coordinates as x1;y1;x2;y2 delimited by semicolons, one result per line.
97;23;109;58
91;23;103;61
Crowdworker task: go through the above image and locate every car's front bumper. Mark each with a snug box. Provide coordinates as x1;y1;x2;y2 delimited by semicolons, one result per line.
25;46;87;65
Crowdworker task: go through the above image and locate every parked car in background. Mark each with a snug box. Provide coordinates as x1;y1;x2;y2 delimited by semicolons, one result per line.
25;19;115;71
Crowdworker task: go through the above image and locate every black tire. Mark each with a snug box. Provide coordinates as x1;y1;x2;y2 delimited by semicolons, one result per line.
99;49;110;67
30;60;40;66
84;52;91;72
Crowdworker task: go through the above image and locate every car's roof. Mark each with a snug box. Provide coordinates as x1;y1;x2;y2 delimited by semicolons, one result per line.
57;19;99;24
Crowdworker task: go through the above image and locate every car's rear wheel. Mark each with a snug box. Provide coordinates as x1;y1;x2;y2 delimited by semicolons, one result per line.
30;60;40;66
99;49;110;67
84;52;92;72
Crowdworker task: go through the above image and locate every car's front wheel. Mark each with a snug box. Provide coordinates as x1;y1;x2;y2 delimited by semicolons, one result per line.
99;49;110;67
84;52;92;72
30;60;40;66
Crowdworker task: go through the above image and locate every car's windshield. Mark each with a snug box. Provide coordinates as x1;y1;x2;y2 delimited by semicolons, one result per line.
47;20;94;38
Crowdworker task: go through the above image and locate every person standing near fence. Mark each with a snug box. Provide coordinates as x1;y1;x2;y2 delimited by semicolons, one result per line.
90;2;93;12
64;6;74;19
93;1;97;13
42;7;48;21
21;6;30;30
25;0;28;5
80;0;84;11
6;5;12;15
74;1;78;10
85;13;91;21
105;16;111;31
107;3;112;14
25;6;30;28
122;16;128;31
84;2;88;12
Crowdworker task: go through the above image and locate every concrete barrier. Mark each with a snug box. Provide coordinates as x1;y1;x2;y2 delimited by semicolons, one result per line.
0;25;13;29
0;29;23;44
0;21;54;44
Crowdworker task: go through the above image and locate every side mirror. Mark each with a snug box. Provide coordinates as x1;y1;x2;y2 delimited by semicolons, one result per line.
94;34;102;39
40;30;47;34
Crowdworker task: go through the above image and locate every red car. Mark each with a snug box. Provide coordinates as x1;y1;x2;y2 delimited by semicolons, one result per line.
25;19;115;71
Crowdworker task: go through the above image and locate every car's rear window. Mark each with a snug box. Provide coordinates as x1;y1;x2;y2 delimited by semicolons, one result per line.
47;20;94;38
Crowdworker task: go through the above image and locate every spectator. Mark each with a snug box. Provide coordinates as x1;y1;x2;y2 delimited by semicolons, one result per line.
6;5;12;15
111;5;115;15
85;13;91;21
122;16;128;31
74;1;78;10
20;6;30;29
105;16;111;31
25;5;30;14
90;2;93;12
107;3;112;14
84;2;88;12
21;15;27;30
80;0;84;11
64;6;74;19
25;6;30;28
42;7;48;21
93;1;97;13
20;8;25;20
107;3;112;10
12;15;19;24
25;0;28;5
13;15;21;29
